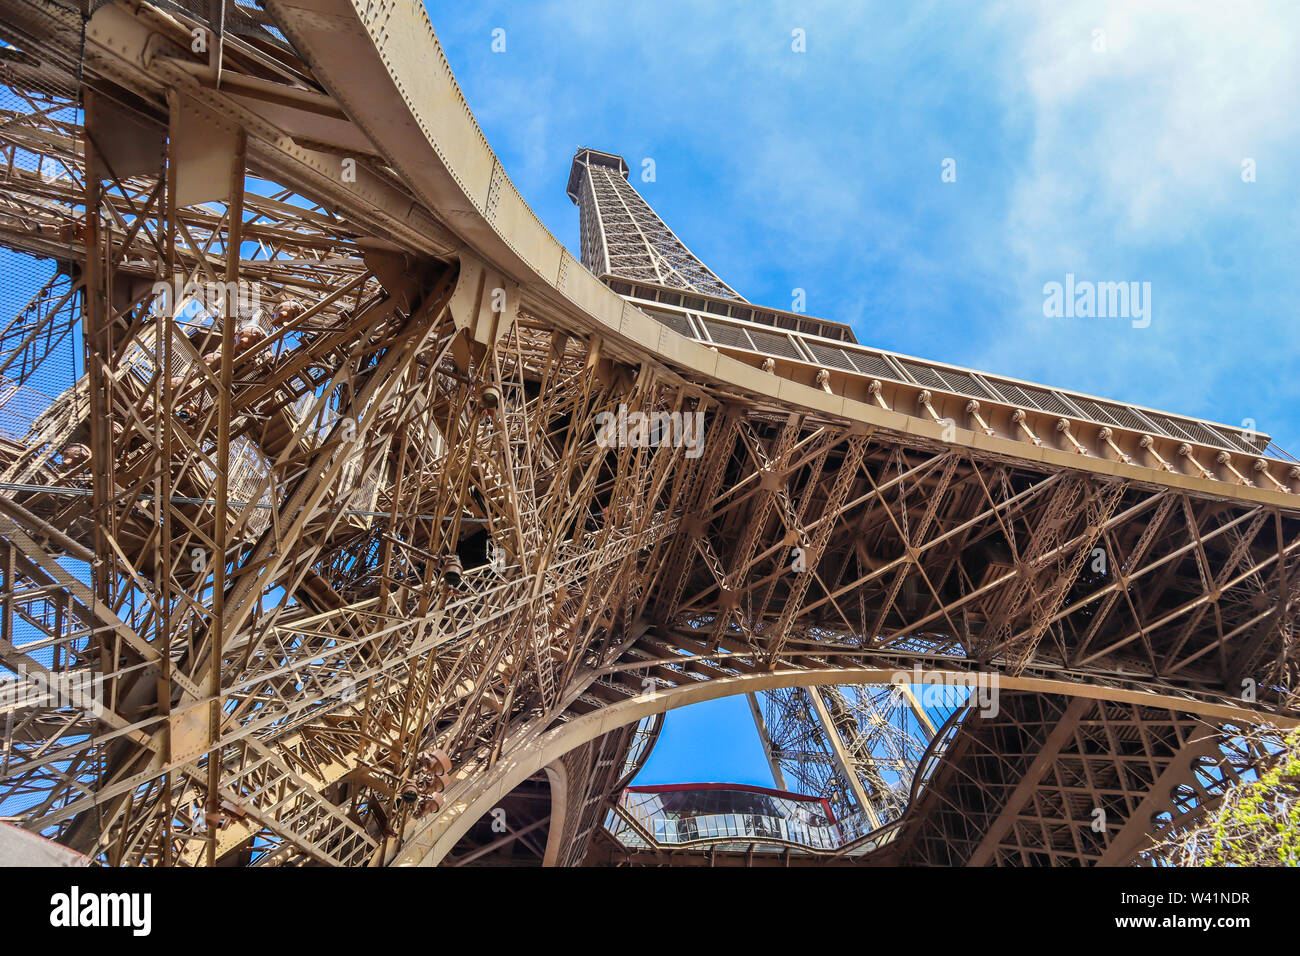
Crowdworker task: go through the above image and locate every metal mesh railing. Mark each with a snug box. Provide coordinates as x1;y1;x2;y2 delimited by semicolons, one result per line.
640;298;1285;461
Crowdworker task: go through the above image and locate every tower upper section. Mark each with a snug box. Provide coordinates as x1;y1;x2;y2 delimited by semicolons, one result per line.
566;148;743;301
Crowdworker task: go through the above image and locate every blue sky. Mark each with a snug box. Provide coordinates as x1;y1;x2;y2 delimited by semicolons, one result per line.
429;0;1300;789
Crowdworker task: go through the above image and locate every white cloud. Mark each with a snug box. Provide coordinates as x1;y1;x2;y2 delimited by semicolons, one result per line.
995;0;1300;264
434;0;1300;443
967;0;1300;428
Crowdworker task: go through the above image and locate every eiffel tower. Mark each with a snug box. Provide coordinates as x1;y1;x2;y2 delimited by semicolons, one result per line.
0;0;1295;868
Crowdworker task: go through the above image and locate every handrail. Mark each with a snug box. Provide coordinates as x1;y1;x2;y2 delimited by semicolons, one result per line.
908;704;973;810
611;712;664;792
606;793;906;856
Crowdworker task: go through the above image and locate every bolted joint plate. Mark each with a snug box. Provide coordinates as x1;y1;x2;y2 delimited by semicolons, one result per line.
448;253;520;348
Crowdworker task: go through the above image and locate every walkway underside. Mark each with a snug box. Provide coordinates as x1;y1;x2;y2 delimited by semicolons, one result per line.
0;0;1295;867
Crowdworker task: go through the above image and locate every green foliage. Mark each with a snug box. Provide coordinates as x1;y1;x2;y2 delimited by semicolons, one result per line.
1195;727;1300;867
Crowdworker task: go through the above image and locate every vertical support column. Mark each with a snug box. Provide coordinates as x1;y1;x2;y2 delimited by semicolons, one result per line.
745;692;788;791
206;127;245;865
156;93;182;866
81;90;112;610
83;95;146;860
808;686;881;829
893;680;937;737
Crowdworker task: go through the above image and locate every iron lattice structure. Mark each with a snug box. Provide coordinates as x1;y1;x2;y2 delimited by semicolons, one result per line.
567;148;742;301
0;0;1296;868
750;684;935;830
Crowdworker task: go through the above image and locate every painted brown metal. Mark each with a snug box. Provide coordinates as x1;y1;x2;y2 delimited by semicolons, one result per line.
0;0;1295;870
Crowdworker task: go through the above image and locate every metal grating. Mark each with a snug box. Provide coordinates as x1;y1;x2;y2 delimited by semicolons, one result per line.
1201;425;1247;453
642;307;693;339
702;319;752;350
745;326;804;362
1246;434;1270;453
1014;384;1076;417
987;382;1034;410
633;297;1282;462
1143;413;1199;445
933;368;989;401
1102;403;1153;433
1175;419;1244;453
1122;407;1165;435
897;359;950;391
1068;397;1124;428
849;351;904;381
805;341;859;373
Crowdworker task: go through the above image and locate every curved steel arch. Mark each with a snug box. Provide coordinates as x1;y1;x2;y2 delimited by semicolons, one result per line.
394;666;1297;866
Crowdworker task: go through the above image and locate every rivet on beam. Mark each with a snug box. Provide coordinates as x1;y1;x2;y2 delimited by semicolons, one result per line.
1177;443;1213;479
965;400;995;436
867;379;890;411
1215;451;1253;486
1139;435;1175;472
1011;409;1043;447
1055;418;1089;456
1253;458;1289;493
1099;427;1134;465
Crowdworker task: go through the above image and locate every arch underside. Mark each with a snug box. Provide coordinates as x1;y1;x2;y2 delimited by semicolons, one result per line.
0;0;1294;868
407;668;1294;867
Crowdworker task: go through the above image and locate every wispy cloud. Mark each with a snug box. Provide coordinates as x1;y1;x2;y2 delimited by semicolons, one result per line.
433;0;1300;445
972;0;1300;432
